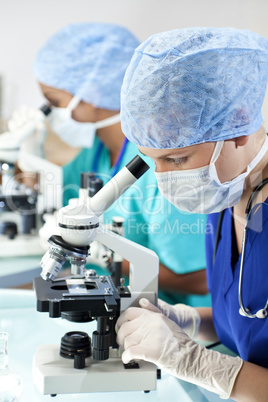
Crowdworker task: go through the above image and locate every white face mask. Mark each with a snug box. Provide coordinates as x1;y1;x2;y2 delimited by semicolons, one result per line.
155;136;268;214
48;95;121;148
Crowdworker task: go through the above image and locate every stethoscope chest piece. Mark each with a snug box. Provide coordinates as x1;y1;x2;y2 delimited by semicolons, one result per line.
239;307;268;319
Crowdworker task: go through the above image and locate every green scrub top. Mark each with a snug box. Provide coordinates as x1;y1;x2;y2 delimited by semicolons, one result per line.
63;137;211;307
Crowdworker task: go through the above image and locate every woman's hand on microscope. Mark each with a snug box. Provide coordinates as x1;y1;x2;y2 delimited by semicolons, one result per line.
115;304;243;400
116;305;186;365
138;298;200;339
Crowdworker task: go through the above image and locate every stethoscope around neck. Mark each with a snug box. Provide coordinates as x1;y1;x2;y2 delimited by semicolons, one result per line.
214;178;268;319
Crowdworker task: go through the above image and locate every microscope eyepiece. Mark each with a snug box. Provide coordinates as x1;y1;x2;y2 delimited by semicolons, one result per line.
125;155;149;179
88;155;150;217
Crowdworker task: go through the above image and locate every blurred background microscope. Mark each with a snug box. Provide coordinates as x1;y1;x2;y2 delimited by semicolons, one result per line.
0;93;70;288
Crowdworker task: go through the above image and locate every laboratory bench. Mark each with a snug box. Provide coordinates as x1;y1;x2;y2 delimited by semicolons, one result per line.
0;289;234;402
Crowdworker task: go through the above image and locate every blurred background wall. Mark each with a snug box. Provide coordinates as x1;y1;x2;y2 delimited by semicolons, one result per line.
1;0;268;123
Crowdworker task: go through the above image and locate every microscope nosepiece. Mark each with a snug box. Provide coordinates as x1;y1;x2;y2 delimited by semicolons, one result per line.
39;235;90;281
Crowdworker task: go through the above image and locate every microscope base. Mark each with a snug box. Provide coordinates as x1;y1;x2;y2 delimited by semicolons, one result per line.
33;345;157;395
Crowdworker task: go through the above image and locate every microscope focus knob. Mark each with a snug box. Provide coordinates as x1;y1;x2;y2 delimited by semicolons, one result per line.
92;330;111;361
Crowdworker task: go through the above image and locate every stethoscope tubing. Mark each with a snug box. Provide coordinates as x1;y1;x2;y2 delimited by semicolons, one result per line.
213;178;268;319
92;137;129;178
238;178;268;319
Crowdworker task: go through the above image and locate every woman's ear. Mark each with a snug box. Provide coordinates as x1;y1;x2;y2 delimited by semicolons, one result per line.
234;135;249;148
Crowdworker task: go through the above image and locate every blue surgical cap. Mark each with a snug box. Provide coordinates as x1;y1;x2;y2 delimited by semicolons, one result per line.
121;27;268;148
33;22;140;110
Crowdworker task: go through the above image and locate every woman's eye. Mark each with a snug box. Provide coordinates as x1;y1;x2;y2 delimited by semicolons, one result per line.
50;100;60;107
166;157;187;165
45;97;60;107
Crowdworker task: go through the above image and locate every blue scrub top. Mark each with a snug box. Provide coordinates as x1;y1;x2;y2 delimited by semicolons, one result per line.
63;136;211;307
206;201;268;367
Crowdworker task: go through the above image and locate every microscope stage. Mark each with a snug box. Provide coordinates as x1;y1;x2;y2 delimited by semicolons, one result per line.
34;275;121;318
33;344;157;395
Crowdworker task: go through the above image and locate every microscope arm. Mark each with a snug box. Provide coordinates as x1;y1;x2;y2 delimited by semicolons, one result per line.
95;226;159;308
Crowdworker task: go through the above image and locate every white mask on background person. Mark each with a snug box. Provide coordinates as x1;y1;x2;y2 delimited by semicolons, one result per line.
48;95;121;148
155;136;268;214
